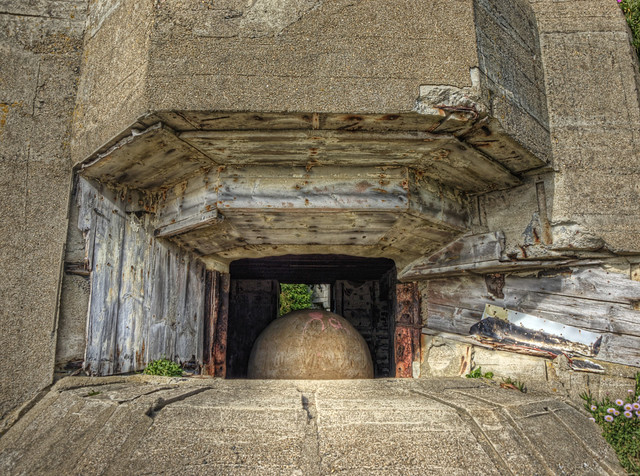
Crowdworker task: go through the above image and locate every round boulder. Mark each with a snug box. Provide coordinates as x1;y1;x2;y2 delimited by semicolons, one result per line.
247;309;373;379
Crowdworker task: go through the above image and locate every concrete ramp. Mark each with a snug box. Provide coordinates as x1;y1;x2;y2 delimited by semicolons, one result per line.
0;377;623;475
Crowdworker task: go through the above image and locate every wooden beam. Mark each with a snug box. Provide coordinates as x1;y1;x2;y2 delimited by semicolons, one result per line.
203;270;219;376
81;123;217;190
154;166;469;243
213;273;230;377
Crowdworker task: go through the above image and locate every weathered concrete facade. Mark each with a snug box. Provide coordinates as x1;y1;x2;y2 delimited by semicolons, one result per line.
2;0;640;424
0;0;87;421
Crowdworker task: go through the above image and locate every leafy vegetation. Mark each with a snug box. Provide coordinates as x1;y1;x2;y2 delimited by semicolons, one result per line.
466;366;494;379
500;377;526;393
279;283;312;316
619;0;640;60
143;358;183;377
581;372;640;474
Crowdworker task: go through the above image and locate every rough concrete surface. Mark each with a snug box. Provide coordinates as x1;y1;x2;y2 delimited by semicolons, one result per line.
71;0;479;161
533;0;640;253
0;376;625;475
0;1;87;420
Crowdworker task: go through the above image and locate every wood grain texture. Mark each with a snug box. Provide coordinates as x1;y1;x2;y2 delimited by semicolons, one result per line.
423;266;640;367
79;178;208;375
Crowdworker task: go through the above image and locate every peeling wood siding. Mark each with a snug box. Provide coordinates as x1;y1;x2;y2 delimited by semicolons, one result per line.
424;266;640;367
78;178;207;375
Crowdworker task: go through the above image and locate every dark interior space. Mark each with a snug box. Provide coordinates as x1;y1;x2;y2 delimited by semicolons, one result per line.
226;255;397;378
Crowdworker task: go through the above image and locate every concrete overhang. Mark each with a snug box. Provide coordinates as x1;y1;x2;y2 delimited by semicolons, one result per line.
78;108;546;269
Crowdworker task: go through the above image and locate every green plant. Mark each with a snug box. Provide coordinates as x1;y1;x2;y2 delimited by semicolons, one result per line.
619;0;640;61
143;358;183;377
582;372;640;474
466;367;494;379
86;390;101;397
500;377;526;393
279;283;312;316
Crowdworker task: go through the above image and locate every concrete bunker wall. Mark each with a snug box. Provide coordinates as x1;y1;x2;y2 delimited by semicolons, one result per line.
2;0;640;423
0;0;88;421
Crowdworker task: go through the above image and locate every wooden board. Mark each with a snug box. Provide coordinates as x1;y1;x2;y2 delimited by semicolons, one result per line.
79;178;209;375
81;123;217;190
423;266;640;368
179;129;520;193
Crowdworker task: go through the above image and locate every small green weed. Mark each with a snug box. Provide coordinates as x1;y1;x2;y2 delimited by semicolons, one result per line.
500;377;526;393
466;367;494;379
582;372;640;474
86;390;101;397
143;358;183;377
619;0;640;62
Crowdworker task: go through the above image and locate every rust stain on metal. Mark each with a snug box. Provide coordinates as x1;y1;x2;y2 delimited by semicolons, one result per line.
395;282;421;378
395;327;420;378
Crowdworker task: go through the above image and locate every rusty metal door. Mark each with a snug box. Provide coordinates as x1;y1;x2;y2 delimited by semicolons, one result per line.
334;271;395;377
226;279;280;378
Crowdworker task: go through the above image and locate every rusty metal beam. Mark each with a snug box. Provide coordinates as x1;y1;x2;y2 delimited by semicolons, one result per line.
394;282;421;378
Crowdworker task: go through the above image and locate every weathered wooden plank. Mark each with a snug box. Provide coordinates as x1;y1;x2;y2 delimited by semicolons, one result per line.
400;232;504;281
81;123;217;190
203;270;219;376
154;171;219;236
155;209;221;238
115;214;151;373
83;203;126;376
426;302;484;335
165;111;442;133
506;266;640;305
503;289;640;337
213;273;230;377
400;256;605;281
423;271;640;368
147;242;171;363
462;117;547;173
406;172;469;230
180;129;520;192
217;165;409;211
597;334;640;368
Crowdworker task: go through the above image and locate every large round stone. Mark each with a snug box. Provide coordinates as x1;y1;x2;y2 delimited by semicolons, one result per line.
247;309;374;379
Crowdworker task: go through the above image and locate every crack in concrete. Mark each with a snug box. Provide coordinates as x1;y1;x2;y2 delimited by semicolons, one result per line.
145;387;210;418
410;389;516;476
0;11;70;20
299;391;321;476
545;406;622;476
